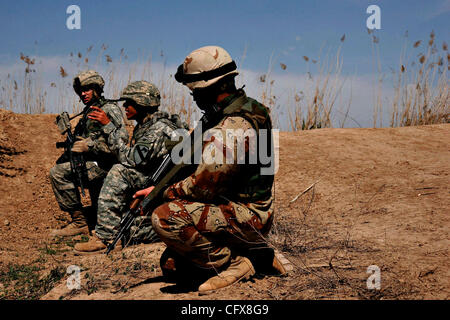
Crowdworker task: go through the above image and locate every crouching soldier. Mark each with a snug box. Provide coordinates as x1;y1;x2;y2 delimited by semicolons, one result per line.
73;81;188;254
138;46;291;293
49;70;128;238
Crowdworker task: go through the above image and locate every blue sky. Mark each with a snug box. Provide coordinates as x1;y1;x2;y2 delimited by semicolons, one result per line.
0;0;448;127
1;0;448;74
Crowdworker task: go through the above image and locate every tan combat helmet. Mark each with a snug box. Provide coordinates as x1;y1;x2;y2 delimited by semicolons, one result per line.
120;80;160;107
174;46;239;90
73;70;105;94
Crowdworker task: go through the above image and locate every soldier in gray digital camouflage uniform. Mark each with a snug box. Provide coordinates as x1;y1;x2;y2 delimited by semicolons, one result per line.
74;80;188;254
49;70;128;238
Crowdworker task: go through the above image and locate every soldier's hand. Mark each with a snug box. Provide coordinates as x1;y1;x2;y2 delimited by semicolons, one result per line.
88;106;110;125
72;136;89;153
133;186;155;199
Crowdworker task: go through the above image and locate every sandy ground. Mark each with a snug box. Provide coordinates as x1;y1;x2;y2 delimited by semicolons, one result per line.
0;108;448;300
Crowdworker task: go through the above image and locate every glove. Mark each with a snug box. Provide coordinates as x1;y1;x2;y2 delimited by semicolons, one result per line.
72;136;89;153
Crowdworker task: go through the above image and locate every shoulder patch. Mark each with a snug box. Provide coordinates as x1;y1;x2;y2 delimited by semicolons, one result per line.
133;145;150;165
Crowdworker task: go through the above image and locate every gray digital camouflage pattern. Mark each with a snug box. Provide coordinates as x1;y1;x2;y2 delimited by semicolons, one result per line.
49;99;128;212
95;110;188;243
120;81;160;107
73;70;105;92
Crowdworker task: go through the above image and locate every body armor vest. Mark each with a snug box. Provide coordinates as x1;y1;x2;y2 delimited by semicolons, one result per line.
219;90;274;202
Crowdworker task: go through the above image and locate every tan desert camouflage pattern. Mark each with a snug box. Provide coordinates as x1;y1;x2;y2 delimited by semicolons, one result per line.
181;46;239;90
73;70;105;90
95;110;188;242
49;97;128;212
151;90;274;269
152;198;272;269
120;81;160;107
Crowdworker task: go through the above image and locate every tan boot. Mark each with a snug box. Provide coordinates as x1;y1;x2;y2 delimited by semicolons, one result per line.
49;210;89;238
272;250;294;275
73;232;122;255
160;248;216;288
198;256;255;293
73;232;107;255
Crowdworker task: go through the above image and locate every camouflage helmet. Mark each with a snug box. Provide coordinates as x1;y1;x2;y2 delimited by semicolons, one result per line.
73;70;105;94
120;81;160;107
174;46;239;90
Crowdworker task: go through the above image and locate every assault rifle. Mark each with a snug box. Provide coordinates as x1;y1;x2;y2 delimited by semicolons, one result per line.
55;111;88;197
106;105;222;254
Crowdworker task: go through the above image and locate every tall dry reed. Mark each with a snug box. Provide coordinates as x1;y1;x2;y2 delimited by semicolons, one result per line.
389;31;449;127
1;34;447;130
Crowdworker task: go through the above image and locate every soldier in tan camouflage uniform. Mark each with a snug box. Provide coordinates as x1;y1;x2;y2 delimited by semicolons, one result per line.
137;46;289;293
74;81;188;254
49;70;128;238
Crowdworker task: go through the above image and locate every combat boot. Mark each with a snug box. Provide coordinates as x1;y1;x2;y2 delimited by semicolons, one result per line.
198;256;255;293
73;231;121;255
246;246;294;275
272;250;294;275
49;210;89;238
160;248;179;279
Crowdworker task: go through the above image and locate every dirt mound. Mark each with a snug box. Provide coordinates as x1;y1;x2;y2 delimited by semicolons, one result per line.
0;108;448;300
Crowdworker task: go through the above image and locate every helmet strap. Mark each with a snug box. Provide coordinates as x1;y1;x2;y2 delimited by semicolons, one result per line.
175;61;237;84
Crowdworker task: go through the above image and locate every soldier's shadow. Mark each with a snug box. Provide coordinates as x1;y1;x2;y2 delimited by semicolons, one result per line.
128;275;205;294
135;248;282;294
159;280;204;294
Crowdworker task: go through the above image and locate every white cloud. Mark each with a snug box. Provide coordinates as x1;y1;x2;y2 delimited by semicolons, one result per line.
0;54;401;129
426;0;450;19
236;67;395;128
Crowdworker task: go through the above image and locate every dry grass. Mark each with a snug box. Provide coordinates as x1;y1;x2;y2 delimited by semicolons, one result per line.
389;31;449;126
370;30;449;127
265;179;424;300
0;47;196;127
251;36;349;131
1;32;448;130
287;42;347;130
